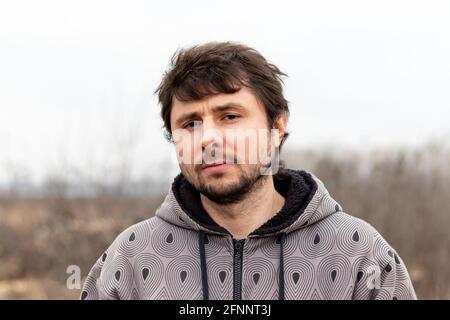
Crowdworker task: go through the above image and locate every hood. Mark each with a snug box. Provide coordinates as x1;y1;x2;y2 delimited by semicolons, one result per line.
155;168;342;238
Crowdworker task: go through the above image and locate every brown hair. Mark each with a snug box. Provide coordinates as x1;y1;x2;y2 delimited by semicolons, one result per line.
154;41;290;150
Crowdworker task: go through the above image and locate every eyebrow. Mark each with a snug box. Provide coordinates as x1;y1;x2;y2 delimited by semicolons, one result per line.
174;102;246;127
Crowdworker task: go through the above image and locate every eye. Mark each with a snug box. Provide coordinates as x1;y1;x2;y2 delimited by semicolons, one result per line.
183;122;194;129
183;120;201;129
223;114;240;121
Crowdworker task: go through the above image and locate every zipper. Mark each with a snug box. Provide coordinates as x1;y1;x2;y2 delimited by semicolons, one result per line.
232;238;245;300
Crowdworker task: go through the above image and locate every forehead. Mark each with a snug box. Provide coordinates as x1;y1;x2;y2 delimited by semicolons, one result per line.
170;86;265;121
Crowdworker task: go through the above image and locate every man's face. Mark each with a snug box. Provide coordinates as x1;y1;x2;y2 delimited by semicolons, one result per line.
170;87;285;204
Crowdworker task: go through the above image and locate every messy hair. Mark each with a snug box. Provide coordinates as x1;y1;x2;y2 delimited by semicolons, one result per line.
154;41;290;151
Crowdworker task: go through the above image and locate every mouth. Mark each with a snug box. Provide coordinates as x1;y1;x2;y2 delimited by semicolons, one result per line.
202;162;225;169
201;162;234;173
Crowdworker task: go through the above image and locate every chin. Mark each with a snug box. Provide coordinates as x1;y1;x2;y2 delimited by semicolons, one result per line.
205;177;235;189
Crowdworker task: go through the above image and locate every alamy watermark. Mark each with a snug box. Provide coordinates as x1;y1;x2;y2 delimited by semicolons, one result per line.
66;265;81;290
172;122;281;175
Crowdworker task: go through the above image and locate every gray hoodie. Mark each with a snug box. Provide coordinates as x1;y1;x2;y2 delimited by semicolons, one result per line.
80;169;417;300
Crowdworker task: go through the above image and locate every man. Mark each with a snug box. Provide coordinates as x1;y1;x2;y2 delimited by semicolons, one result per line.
81;41;417;300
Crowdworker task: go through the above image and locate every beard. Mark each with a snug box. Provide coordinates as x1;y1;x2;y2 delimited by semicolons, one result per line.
181;164;267;204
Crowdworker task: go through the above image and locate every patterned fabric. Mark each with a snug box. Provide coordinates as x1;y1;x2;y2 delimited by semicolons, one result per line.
80;169;417;300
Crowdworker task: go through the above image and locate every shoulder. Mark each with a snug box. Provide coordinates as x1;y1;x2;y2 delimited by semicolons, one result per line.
81;216;167;299
315;211;398;265
101;216;165;262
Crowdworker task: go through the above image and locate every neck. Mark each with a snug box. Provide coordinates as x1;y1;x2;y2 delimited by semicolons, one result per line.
200;176;285;240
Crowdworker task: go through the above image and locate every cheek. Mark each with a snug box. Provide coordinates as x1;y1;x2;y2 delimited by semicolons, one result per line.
179;161;196;177
174;132;203;165
227;132;263;164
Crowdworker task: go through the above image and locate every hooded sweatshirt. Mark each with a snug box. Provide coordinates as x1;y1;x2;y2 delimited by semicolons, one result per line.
80;169;417;300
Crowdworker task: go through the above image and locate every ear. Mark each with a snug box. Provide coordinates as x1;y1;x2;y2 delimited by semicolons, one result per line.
273;112;287;148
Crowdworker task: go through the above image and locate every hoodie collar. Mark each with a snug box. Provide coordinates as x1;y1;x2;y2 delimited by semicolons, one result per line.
156;168;342;237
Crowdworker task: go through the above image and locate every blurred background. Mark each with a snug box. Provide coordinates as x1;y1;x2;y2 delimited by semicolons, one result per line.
0;0;449;299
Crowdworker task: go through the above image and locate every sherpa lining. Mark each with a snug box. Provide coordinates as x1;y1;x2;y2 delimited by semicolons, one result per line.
171;168;318;236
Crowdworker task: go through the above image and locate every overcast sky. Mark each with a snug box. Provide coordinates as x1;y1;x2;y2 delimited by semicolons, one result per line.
1;0;449;184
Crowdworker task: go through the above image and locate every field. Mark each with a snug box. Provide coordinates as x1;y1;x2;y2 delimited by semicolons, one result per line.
0;144;449;299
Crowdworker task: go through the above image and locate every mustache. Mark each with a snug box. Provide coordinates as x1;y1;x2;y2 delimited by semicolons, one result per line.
195;151;240;169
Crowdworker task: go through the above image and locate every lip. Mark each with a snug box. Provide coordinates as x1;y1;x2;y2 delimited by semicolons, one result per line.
202;162;225;169
201;163;233;173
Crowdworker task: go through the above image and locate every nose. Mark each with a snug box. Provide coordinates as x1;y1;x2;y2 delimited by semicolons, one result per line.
200;118;223;150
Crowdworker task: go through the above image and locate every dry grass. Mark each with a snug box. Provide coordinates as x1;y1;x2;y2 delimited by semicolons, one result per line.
0;195;163;299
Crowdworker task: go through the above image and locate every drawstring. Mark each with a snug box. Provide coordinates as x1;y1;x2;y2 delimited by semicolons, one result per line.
198;230;286;301
278;232;286;300
198;230;209;300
